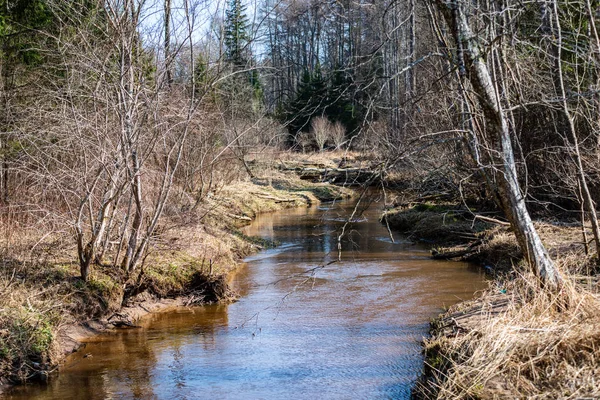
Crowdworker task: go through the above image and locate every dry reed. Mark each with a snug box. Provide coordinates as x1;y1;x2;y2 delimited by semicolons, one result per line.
418;271;600;399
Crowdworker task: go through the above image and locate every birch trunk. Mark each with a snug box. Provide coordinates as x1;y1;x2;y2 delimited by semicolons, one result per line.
434;0;560;288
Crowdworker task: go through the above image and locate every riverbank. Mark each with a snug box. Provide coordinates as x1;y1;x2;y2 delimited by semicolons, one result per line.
382;204;600;398
413;274;600;399
0;163;352;392
4;177;488;399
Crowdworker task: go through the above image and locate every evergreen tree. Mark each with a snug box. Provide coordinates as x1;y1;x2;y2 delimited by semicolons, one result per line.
1;0;53;67
285;70;314;135
249;68;263;106
1;0;54;203
193;53;208;92
285;64;328;139
325;63;379;137
222;0;263;109
224;0;249;69
326;69;356;135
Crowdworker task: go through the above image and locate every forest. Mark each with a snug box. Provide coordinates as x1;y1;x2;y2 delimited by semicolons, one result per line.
1;0;600;398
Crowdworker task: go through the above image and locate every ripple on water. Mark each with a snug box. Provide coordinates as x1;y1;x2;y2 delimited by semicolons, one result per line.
5;196;487;400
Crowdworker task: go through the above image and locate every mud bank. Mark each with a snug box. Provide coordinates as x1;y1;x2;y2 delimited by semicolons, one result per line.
0;173;352;394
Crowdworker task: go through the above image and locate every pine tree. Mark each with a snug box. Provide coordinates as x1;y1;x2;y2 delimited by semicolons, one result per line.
224;0;249;69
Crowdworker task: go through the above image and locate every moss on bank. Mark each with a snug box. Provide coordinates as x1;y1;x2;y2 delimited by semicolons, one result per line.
0;173;352;388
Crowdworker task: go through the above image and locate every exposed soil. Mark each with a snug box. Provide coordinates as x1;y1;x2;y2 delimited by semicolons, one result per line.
0;160;353;393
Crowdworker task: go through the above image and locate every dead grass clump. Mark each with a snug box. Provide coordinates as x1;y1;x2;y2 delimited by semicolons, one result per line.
270;149;375;170
201;180;318;227
417;273;600;399
555;251;599;278
251;173;353;202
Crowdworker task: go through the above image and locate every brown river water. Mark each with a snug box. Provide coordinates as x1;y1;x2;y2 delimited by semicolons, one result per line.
6;193;487;400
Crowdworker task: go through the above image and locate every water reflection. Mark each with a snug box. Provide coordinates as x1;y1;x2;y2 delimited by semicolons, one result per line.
6;194;487;400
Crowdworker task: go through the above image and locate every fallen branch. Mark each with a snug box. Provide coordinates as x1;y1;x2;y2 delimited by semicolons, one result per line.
431;240;482;259
227;213;252;221
251;192;297;203
431;247;477;259
474;215;511;226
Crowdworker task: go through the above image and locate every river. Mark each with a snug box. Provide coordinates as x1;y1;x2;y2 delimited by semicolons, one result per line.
5;193;487;399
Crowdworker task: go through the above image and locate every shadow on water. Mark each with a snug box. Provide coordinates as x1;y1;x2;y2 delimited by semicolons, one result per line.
6;193;487;400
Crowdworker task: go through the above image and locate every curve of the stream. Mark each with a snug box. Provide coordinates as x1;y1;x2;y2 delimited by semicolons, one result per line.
6;194;487;400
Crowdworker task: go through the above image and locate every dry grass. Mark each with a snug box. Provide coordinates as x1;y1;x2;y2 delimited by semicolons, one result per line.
461;229;522;272
0;164;352;386
391;205;600;398
416;271;600;399
247;148;377;170
0;260;124;383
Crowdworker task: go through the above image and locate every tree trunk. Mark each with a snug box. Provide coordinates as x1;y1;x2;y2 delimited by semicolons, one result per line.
0;136;7;204
434;0;560;288
123;148;143;272
164;0;172;86
550;0;600;256
407;0;416;99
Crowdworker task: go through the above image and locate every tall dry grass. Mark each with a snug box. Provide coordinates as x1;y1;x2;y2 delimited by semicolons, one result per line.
418;271;600;399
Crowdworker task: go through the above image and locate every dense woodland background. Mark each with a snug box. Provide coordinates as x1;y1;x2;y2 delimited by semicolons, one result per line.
2;0;600;283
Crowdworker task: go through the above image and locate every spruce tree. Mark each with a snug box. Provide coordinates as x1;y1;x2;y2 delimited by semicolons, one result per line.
224;0;249;69
286;70;314;135
326;69;356;134
285;64;328;138
222;0;264;111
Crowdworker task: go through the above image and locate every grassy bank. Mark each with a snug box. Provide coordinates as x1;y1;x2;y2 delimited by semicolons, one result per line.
383;204;600;398
0;168;352;389
414;273;600;399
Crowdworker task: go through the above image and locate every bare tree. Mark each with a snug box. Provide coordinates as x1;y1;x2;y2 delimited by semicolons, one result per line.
331;121;345;150
14;0;210;280
310;116;330;152
549;0;600;256
432;0;561;288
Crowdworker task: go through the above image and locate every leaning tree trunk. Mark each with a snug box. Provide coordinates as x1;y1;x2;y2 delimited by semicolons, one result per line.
434;0;561;288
